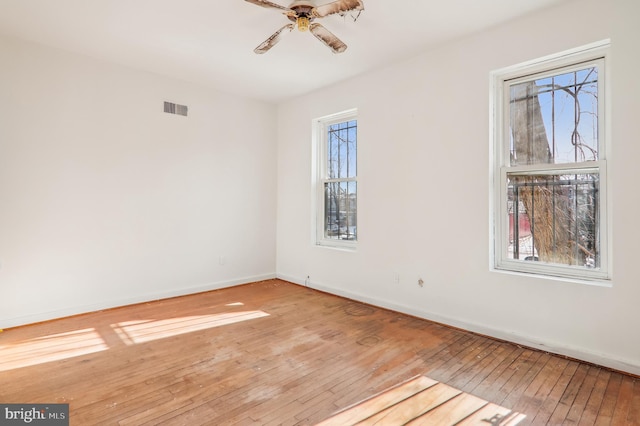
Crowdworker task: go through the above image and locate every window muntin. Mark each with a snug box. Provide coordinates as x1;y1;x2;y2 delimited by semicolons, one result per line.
316;111;358;247
493;44;609;282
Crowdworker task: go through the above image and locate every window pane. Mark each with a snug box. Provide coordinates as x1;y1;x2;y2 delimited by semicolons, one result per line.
507;173;599;268
509;67;598;166
327;120;357;179
324;181;357;241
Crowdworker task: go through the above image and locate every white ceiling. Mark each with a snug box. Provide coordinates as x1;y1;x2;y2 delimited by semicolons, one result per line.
0;0;566;103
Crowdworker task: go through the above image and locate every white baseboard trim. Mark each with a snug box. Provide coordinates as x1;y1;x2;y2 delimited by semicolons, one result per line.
2;273;276;329
277;273;640;376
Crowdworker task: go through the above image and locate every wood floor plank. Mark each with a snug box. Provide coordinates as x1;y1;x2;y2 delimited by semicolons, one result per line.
529;360;580;425
468;346;526;402
357;382;461;425
626;378;640;425
547;363;591;425
455;402;515;425
609;375;635;425
260;341;411;422
593;372;621;426
486;349;542;405
499;351;553;412
578;368;611;425
319;374;524;426
566;365;601;423
517;357;570;422
1;279;638;425
315;375;437;426
462;341;518;392
437;338;497;385
406;392;488;425
447;340;506;389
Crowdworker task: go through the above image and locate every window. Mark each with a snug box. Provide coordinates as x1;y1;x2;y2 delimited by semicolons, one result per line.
314;109;358;248
491;42;610;282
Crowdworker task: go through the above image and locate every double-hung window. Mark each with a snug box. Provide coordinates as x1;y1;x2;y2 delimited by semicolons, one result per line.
314;109;358;248
491;42;610;282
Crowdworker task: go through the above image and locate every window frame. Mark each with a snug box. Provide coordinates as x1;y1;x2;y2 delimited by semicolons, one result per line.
490;41;611;283
313;108;358;250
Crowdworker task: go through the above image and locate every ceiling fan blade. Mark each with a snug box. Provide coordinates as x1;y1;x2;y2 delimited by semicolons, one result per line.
309;23;347;53
313;0;364;18
244;0;292;12
254;23;295;54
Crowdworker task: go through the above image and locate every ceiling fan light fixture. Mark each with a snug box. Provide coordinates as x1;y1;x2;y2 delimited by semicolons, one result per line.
297;16;310;31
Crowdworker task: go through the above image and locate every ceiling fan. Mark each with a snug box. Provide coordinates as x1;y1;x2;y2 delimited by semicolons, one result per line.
245;0;364;54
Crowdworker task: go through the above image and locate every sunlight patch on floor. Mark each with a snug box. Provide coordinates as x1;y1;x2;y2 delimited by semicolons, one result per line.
0;328;108;371
111;310;270;344
0;308;270;371
317;375;526;426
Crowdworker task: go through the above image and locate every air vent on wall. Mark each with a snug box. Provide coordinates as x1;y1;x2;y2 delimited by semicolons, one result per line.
164;101;188;117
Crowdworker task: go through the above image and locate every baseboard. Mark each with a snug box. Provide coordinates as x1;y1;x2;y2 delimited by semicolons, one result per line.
2;273;276;329
276;273;640;377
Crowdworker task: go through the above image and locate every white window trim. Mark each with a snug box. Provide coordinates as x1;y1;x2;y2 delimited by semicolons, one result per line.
312;108;358;250
489;40;612;284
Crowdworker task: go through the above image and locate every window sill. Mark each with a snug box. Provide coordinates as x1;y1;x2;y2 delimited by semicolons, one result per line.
490;265;612;288
315;241;357;252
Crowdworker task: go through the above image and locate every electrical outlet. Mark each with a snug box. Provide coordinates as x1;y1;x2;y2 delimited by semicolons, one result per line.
393;272;400;284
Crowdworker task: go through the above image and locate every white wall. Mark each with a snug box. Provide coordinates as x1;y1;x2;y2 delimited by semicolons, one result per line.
0;35;277;327
276;0;640;375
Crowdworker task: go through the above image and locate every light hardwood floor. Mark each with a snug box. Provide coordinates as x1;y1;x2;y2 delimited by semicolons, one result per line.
1;279;638;425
